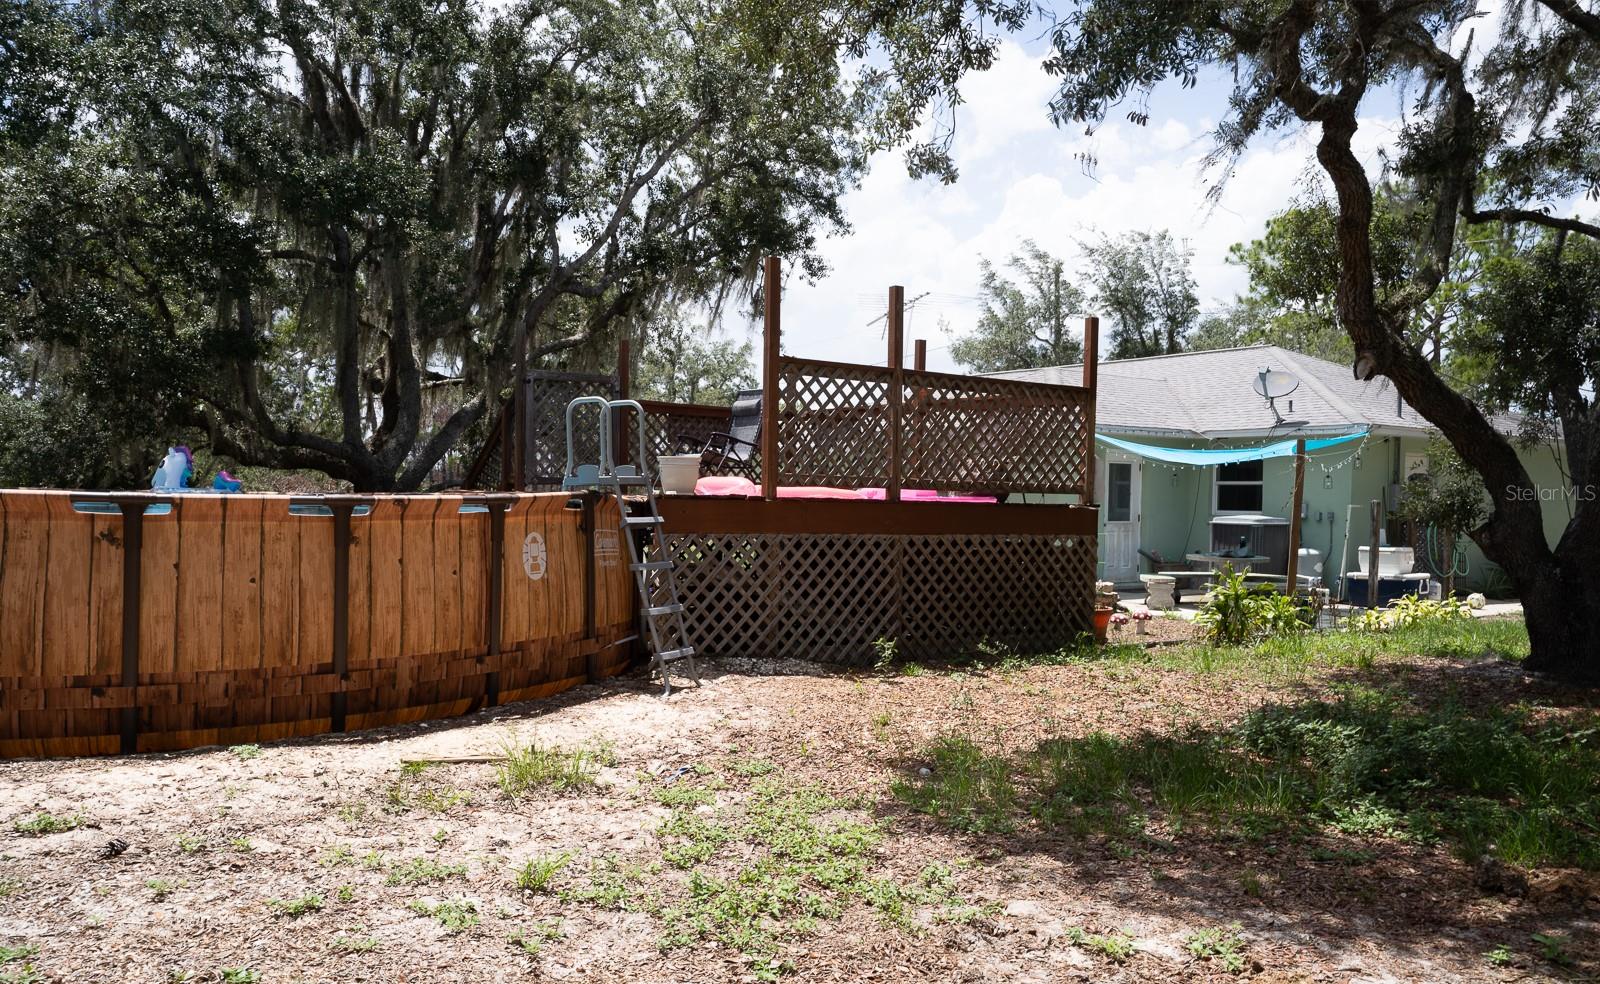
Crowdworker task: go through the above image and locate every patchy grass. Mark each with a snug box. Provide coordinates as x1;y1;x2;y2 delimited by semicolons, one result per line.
506;918;563;956
384;857;468;887
982;618;1531;684
266;893;324;918
889;736;1018;834
513;852;572;893
894;679;1600;869
655;783;717;808
145;878;181;901
11;812;85;836
330;932;379;954
408;898;479;934
1066;926;1137;963
497;741;604;798
728;757;776;778
1187;925;1249;974
229;744;262;761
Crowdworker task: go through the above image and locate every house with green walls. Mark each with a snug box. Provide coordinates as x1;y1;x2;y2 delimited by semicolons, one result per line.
994;345;1570;595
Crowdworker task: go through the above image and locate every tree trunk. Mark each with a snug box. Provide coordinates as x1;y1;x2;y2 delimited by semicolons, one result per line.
1285;53;1596;681
1515;552;1600;685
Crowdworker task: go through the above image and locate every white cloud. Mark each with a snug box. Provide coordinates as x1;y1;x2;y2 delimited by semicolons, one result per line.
766;42;1409;374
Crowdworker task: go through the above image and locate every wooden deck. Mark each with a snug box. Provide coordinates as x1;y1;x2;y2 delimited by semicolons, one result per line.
656;496;1099;666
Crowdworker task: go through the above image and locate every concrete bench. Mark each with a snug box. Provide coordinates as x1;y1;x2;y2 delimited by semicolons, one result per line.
1142;571;1214;606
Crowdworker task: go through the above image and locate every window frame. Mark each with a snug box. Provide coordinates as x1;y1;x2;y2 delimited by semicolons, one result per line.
1212;459;1266;515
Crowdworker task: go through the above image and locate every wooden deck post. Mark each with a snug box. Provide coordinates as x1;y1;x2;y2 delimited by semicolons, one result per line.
914;338;926;371
1082;317;1099;503
887;285;905;502
512;318;527;490
761;256;781;500
1285;437;1306;596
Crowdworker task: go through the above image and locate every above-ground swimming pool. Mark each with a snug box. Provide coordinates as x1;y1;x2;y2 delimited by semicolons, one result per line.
0;490;633;758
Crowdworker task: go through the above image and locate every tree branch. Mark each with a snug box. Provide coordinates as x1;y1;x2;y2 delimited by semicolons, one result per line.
1464;207;1600;239
1536;0;1600;41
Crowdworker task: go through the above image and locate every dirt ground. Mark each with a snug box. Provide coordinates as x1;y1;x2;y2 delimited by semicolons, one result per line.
1;647;1595;984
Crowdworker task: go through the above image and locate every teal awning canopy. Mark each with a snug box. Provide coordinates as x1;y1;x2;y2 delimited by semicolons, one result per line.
1096;431;1368;466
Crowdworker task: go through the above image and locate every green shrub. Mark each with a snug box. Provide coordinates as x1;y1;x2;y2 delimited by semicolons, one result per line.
1195;566;1308;645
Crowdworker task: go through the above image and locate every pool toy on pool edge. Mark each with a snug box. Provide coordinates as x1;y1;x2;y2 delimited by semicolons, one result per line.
212;470;243;493
151;446;193;491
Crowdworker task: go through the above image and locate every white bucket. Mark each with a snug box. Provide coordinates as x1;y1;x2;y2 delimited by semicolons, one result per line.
656;454;702;495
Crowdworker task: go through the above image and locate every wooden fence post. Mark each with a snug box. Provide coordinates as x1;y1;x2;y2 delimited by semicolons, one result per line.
761;256;781;500
913;338;926;372
887;285;904;502
1082;317;1099;503
512;318;527;490
1286;438;1306;596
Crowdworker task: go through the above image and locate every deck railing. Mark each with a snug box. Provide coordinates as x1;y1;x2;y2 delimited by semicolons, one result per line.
770;356;1093;496
470;258;1098;499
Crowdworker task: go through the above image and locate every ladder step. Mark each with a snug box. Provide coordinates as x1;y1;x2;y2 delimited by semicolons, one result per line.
645;603;684;616
623;514;665;526
632;560;674;572
656;647;695;662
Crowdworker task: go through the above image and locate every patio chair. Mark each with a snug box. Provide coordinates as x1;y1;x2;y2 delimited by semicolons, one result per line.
676;389;762;479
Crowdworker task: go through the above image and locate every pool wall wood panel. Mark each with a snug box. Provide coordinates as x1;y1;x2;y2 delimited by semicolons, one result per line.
0;491;634;758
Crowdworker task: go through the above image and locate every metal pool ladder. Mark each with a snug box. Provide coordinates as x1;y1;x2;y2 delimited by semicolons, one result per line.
562;397;700;696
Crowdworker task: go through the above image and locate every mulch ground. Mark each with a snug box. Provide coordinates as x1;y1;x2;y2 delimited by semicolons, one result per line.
0;643;1595;983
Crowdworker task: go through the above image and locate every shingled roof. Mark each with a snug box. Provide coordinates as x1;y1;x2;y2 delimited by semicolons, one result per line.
992;344;1518;439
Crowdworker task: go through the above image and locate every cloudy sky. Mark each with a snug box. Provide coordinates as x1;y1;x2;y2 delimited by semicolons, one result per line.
746;33;1416;374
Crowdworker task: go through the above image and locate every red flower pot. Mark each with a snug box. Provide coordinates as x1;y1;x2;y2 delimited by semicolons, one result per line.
1092;607;1113;644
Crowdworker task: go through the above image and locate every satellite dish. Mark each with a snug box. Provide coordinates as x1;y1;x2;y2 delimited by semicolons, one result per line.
1253;368;1306;430
1253;369;1300;400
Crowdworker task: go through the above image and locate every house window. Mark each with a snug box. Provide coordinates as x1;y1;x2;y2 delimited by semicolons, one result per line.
1214;460;1264;513
1107;462;1133;522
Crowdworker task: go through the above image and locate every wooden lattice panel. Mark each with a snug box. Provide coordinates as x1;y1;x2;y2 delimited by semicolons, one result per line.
900;370;1092;495
521;371;616;486
627;402;754;477
665;531;1096;665
776;358;893;487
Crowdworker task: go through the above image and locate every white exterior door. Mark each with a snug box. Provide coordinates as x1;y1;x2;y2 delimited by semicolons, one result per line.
1098;455;1142;583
